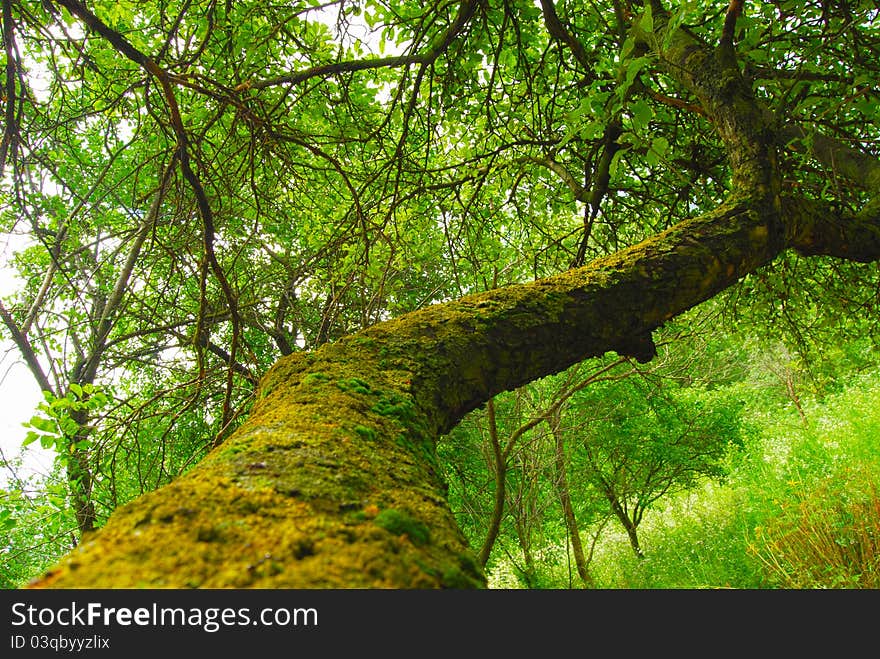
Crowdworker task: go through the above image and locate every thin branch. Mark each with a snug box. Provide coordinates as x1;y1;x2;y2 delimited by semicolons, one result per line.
517;155;589;202
0;302;54;395
251;54;420;90
778;124;880;193
721;0;744;48
78;161;174;385
0;0;19;177
539;0;593;71
56;0;246;427
251;0;478;90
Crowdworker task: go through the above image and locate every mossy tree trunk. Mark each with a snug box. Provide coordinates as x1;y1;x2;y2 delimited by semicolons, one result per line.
30;4;880;588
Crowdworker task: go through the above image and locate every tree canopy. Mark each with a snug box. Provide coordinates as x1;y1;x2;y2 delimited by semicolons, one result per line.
1;0;878;588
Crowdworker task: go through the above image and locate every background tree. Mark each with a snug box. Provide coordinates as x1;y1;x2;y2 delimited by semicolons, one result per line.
440;318;746;584
0;0;878;587
564;366;746;558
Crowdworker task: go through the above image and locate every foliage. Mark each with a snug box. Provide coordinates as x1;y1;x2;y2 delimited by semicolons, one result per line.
495;365;880;589
586;484;766;589
22;384;109;453
439;325;753;578
0;464;77;589
743;373;880;588
565;369;746;554
750;471;880;588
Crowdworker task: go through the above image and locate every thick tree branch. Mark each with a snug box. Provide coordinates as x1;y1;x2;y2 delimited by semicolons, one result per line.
21;0;880;591
785;196;880;261
779;124;880;194
635;3;777;195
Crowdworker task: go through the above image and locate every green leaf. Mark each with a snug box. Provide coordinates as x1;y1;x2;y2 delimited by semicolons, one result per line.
622;57;649;95
620;36;636;61
27;416;56;433
50;397;71;410
640;4;654;33
580;121;606;140
59;417;80;437
631;100;654;132
652;136;669;158
0;509;16;531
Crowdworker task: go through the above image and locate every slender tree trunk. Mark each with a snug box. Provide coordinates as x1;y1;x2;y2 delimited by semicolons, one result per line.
602;488;644;559
620;516;645;560
478;399;506;566
65;410;97;535
513;522;539;589
63;172;173;537
549;409;595;587
624;524;644;560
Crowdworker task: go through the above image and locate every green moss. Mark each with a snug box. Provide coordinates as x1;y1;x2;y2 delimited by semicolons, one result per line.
218;444;247;458
372;392;416;422
373;509;430;546
336;378;373;395
440;565;483;589
457;553;484;585
395;433;438;471
413;553;485;589
303;372;330;385
196;526;223;543
353;425;377;441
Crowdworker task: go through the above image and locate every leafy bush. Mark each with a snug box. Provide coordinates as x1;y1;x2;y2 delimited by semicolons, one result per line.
741;372;880;588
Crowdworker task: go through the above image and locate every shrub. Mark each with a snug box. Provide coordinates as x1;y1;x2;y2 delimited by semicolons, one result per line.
748;470;880;588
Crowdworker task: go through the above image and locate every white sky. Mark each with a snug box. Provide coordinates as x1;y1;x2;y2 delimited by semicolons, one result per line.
0;246;54;486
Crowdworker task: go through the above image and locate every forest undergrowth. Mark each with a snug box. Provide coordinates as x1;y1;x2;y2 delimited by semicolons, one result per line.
487;369;880;589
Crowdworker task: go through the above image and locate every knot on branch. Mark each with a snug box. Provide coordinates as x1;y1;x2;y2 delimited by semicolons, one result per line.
612;332;657;364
